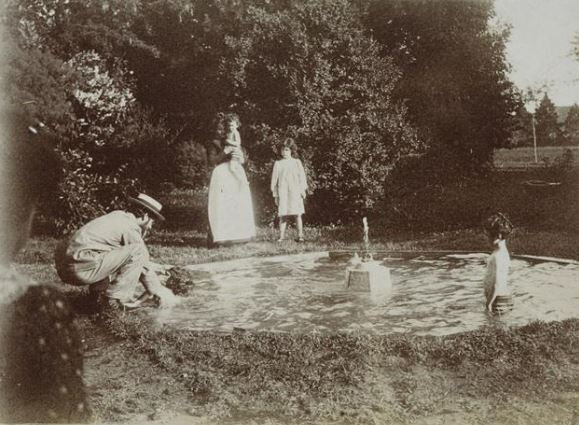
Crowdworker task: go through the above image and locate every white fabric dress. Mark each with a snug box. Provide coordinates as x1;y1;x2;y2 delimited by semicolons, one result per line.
483;239;511;303
271;158;308;217
208;162;256;243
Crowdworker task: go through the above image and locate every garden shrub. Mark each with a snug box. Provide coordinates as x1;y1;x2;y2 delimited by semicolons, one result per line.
3;3;171;233
46;51;141;232
173;140;209;190
2;0;527;230
53;148;138;234
216;0;420;224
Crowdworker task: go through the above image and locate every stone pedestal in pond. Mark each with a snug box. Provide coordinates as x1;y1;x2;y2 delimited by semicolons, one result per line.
346;260;391;293
343;217;393;294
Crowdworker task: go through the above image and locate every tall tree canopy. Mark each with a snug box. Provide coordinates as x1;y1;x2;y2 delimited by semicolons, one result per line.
217;0;419;220
130;0;419;221
363;0;519;179
1;0;521;229
2;0;171;231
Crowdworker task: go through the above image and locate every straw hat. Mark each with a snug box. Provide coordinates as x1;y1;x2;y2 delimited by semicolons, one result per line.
127;193;165;221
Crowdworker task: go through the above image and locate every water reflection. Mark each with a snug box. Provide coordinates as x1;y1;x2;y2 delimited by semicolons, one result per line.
153;252;579;336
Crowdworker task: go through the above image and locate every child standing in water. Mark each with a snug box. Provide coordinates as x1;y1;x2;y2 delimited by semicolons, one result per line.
483;212;514;314
222;113;248;186
271;139;308;242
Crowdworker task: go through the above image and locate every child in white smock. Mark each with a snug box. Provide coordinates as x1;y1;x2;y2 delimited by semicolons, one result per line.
271;139;308;242
483;212;514;314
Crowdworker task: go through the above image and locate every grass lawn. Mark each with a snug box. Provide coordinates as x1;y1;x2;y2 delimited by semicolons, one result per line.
494;146;579;169
13;225;579;424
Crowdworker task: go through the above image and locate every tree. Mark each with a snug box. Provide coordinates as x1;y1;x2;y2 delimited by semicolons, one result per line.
128;0;242;141
9;0;525;227
216;0;419;222
3;0;154;58
563;103;579;145
534;93;560;146
125;0;421;222
362;0;520;178
2;0;173;231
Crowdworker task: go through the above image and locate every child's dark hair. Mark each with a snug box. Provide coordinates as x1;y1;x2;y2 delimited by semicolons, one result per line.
224;112;240;127
214;112;240;141
484;212;513;240
281;138;298;156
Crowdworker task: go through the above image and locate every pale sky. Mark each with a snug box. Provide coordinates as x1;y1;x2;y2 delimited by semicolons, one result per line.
493;0;579;107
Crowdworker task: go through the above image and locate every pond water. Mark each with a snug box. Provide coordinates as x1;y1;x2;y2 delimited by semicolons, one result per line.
153;252;579;336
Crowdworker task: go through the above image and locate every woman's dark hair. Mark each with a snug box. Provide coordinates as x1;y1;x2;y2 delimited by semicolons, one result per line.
484;212;513;240
281;138;298;157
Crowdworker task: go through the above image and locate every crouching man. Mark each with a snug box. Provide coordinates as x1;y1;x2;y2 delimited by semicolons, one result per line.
55;193;177;310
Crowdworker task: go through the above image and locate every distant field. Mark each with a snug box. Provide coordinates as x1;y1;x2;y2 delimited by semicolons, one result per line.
494;146;579;169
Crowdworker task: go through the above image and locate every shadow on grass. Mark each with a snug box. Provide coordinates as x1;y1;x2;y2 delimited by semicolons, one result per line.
149;232;209;248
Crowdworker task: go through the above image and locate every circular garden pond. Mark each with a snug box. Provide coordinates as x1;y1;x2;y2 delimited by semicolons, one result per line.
153;252;579;336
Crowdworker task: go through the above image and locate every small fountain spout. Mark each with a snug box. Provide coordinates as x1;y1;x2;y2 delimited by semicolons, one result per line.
345;216;392;294
362;217;373;262
363;217;369;249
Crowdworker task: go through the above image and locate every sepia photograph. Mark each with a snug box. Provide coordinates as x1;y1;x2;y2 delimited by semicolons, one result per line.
0;0;578;423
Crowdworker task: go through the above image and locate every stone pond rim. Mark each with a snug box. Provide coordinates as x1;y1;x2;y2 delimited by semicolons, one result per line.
327;249;579;265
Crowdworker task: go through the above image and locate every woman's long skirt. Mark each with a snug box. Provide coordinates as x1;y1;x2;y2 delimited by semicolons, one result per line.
208;163;256;244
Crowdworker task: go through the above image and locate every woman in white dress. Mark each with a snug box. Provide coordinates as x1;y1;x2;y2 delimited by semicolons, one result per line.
270;139;308;242
207;113;256;246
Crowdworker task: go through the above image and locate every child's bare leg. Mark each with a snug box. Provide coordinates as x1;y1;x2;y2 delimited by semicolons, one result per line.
296;215;304;239
279;218;287;241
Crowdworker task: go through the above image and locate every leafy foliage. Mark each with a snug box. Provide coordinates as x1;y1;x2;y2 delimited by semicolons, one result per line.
2;0;521;229
53;148;112;233
217;0;419;222
364;0;520;178
173;141;210;190
68;51;136;147
2;0;171;232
